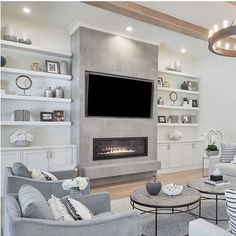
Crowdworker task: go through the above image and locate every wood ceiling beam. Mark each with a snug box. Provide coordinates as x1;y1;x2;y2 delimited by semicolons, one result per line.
85;1;208;41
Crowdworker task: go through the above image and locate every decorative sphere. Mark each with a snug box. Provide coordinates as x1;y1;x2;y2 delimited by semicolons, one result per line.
146;176;162;195
1;56;6;67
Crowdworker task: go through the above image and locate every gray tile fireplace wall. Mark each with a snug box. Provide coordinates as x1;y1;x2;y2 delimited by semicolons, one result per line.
71;27;160;185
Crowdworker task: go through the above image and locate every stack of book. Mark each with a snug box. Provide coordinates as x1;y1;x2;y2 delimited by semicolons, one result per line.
204;179;230;186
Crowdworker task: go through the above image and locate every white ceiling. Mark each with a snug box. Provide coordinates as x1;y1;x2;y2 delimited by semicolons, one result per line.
1;1;235;59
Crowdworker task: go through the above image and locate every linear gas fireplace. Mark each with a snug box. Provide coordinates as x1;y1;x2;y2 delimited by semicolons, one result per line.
93;137;148;161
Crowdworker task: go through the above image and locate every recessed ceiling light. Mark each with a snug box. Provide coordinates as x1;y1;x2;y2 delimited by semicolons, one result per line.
181;48;186;54
126;26;133;32
23;7;31;14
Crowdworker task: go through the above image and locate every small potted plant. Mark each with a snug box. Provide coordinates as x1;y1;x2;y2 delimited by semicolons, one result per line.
62;177;88;198
10;130;33;147
203;128;223;156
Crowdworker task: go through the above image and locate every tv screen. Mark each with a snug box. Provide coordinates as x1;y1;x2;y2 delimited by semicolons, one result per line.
85;72;153;118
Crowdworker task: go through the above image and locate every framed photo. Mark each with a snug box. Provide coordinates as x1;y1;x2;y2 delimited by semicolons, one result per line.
182;115;191;124
158;77;163;87
158;116;166;123
192;99;198;107
187;81;198;91
53;110;64;121
45;60;60;74
40;112;54;122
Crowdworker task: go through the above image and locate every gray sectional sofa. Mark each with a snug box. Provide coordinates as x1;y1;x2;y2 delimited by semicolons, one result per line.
4;191;141;236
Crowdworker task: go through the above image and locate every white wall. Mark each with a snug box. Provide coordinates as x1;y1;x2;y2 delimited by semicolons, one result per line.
195;54;236;143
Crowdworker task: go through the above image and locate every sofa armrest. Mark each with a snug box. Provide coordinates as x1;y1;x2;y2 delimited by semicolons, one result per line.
50;169;78;179
10;211;140;236
208;155;221;175
71;192;111;215
189;219;232;236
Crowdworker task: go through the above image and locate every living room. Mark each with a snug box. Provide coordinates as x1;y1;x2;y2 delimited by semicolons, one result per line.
1;1;236;236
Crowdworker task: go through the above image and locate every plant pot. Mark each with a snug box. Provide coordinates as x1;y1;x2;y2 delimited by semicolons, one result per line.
206;150;219;156
69;189;82;199
14;141;31;147
146;181;162;195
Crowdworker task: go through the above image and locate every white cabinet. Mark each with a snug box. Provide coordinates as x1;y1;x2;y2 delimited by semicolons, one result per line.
23;149;49;171
1;150;21;192
157;141;204;172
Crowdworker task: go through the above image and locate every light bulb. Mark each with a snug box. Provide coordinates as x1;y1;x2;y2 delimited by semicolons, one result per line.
223;20;228;28
208;29;214;38
213;25;218;32
225;43;230;50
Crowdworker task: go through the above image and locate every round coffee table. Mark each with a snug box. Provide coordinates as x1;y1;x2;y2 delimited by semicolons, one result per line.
130;186;201;236
187;177;236;224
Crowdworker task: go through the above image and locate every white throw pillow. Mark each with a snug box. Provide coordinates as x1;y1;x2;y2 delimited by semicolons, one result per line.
225;189;236;234
48;195;74;221
67;198;94;220
31;168;58;181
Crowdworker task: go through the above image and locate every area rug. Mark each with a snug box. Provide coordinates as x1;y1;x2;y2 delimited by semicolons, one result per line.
111;197;228;236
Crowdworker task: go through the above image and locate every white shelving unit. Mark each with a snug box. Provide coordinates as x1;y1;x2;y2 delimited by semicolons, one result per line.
158;87;199;95
1;94;72;103
157;105;199;111
1;67;72;80
1;121;71;126
158;69;200;80
1;40;71;58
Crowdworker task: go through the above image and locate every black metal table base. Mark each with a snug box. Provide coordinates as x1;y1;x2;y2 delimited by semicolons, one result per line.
130;200;200;236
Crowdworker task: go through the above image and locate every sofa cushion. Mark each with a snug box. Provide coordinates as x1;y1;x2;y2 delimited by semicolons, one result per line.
225;189;236;235
48;195;74;221
66;197;94;220
18;184;53;220
220;144;236;163
12;162;31;178
32;168;58;181
215;163;236;177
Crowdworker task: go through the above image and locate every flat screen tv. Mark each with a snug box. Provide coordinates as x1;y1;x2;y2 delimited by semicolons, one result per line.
85;71;153;118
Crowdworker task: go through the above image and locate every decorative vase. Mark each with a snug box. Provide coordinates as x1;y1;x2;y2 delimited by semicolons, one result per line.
69;189;82;199
146;175;162;195
60;61;69;75
14;140;31;147
181;81;188;90
206;150;219;156
1;56;6;67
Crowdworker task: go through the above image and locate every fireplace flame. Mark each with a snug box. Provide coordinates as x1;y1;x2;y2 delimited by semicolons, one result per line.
98;147;135;155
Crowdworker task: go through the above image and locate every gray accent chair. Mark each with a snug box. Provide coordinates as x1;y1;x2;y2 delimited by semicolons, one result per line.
189;219;233;236
4;192;141;236
4;167;90;199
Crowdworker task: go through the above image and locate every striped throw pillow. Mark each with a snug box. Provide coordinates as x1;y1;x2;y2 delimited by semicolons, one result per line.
225;189;236;234
220;144;236;163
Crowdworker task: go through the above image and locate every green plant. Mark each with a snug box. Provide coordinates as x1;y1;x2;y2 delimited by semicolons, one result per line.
206;144;218;151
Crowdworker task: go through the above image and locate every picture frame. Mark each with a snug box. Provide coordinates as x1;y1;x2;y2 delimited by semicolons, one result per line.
158;116;166;123
182;115;191;124
192;99;198;107
53;110;64;121
40;112;54;122
187;81;198;91
45;60;60;74
158;77;163;87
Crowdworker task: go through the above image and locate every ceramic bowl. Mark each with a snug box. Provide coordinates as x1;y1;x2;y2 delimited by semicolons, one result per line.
162;183;183;196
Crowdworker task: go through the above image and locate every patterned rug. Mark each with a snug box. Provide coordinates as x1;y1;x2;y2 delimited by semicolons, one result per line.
111;197;229;236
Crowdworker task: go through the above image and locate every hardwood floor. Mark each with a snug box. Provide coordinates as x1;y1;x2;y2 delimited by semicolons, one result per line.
91;168;204;200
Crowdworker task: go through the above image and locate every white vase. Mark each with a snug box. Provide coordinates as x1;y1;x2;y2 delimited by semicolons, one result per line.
69;189;82;199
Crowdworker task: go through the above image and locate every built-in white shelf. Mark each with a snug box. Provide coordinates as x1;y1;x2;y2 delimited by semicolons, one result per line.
1;67;72;81
158;139;204;144
2;144;77;151
1;94;72;103
1;40;72;58
158;69;200;80
158;123;199;127
1;121;71;126
158;87;199;95
157;105;199;111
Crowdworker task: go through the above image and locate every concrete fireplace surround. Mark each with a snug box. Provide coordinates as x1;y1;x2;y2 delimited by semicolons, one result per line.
71;27;160;185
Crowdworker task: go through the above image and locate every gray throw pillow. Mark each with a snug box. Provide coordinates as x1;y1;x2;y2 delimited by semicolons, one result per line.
220;144;236;163
12;162;31;178
18;184;53;220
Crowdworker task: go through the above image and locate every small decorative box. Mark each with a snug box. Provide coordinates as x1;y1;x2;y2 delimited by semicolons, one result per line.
210;174;223;182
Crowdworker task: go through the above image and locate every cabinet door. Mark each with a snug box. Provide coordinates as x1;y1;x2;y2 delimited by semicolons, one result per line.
157;144;169;169
1;151;21;193
192;142;205;165
48;147;77;171
22;149;49;171
180;143;193;166
168;144;181;168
